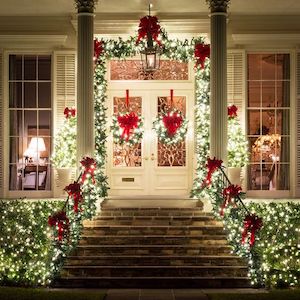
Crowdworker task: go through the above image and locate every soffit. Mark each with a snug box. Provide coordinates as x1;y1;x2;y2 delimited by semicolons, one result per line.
1;0;300;16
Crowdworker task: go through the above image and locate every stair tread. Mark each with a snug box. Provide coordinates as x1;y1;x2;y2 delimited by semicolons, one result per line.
76;244;231;248
83;225;224;228
58;276;249;279
67;255;238;259
63;265;247;269
81;234;227;238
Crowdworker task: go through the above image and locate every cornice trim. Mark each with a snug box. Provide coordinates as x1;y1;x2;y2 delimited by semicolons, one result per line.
0;35;67;48
232;33;300;46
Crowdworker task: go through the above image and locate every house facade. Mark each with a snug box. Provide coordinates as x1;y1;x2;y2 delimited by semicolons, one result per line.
1;0;300;201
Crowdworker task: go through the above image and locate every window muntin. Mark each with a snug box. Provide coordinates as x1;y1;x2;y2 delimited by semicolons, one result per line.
9;55;52;191
247;53;290;191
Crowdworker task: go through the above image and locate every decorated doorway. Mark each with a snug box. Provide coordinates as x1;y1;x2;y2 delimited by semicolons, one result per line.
106;65;195;196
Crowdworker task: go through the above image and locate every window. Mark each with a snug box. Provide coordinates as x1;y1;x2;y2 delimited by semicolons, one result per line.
247;53;290;191
9;55;52;191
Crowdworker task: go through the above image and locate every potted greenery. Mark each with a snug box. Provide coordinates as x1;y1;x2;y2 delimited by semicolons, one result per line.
227;105;249;185
51;107;77;197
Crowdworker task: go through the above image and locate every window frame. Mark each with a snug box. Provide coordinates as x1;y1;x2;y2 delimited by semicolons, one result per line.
3;50;54;199
245;49;296;199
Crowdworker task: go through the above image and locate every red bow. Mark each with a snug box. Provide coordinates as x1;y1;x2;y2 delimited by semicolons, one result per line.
162;112;183;136
94;39;104;61
194;43;210;69
64;107;76;119
228;105;238;118
241;214;263;247
80;156;96;184
203;157;223;186
136;15;161;46
117;112;139;141
64;182;83;213
48;210;69;242
220;184;242;216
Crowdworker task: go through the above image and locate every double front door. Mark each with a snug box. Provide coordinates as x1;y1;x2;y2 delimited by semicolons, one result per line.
107;87;194;196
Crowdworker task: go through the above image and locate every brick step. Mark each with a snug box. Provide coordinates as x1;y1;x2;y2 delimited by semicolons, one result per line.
82;225;225;236
65;255;245;267
99;209;209;217
71;245;232;256
54;276;250;289
61;265;248;278
79;235;228;246
86;216;221;226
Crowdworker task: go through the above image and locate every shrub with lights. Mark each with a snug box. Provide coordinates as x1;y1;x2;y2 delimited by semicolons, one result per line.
51;107;77;168
227;104;249;167
200;157;300;288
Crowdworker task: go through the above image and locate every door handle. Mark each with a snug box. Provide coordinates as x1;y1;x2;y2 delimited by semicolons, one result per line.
144;157;149;160
151;153;156;160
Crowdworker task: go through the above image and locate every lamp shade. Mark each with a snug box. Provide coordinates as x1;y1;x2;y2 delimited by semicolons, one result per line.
28;137;46;152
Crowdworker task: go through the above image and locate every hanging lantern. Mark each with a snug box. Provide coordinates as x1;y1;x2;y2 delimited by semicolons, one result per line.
139;4;162;72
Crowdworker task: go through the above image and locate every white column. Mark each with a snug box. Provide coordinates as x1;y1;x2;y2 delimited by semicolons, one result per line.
207;0;230;164
75;0;97;160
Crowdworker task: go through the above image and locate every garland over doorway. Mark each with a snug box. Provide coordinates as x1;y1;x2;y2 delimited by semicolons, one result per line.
93;28;211;199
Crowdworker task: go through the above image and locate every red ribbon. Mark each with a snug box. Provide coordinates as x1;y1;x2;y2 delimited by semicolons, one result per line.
80;156;97;184
64;107;76;119
64;182;83;213
228;105;238;119
48;210;69;242
203;157;223;186
94;39;104;61
194;43;210;69
117;112;139;141
136;15;161;46
241;214;263;247
162;112;183;136
220;184;242;216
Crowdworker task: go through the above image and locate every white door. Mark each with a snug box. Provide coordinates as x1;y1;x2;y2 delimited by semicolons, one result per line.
107;86;194;197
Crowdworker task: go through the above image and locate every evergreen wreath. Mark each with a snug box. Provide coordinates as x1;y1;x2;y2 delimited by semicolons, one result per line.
153;90;188;145
111;90;144;147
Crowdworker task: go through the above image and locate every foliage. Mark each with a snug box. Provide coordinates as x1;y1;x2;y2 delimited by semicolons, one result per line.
0;200;63;286
228;112;249;167
205;168;300;288
51;115;76;168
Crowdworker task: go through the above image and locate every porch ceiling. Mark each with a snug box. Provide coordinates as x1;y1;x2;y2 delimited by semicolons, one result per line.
0;0;300;16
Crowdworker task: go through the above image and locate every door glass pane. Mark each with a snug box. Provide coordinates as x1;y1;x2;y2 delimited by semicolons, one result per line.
113;96;142;167
157;96;186;167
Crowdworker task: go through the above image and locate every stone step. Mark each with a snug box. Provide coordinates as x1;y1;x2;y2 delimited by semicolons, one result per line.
79;235;228;246
65;255;245;267
86;216;221;226
71;244;232;256
54;276;250;288
82;225;225;236
99;209;209;217
61;265;248;278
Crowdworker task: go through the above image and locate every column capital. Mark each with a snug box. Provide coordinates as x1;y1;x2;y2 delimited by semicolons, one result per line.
206;0;230;13
75;0;98;13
